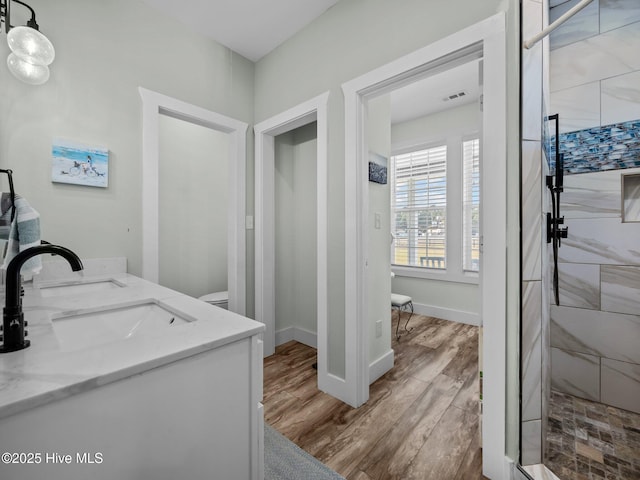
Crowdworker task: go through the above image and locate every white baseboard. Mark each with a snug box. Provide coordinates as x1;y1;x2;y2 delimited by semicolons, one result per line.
413;302;480;326
369;349;394;385
274;327;355;406
275;326;317;349
318;372;353;406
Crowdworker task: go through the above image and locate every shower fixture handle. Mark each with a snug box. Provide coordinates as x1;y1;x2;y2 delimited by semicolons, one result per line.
545;113;568;306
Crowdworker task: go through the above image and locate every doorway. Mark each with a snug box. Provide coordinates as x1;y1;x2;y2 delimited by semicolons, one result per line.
342;13;507;479
157;115;229;298
254;92;332;395
274;123;318;349
139;88;248;315
363;59;484;386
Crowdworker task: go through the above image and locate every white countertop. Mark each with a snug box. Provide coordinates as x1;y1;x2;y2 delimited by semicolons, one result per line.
0;273;265;421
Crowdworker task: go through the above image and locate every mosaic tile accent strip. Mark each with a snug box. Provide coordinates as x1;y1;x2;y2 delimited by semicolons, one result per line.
545;119;640;175
545;390;640;480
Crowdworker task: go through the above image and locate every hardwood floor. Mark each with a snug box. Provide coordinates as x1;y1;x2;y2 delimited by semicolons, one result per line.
263;313;486;480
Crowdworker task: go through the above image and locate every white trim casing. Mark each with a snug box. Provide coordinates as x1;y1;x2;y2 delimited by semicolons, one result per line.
254;92;339;400
411;302;480;327
342;12;509;480
391;265;479;284
139;88;248;315
275;326;317;349
480;19;509;480
369;349;394;385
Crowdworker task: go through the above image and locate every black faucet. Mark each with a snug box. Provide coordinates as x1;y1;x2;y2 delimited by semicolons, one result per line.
0;245;83;353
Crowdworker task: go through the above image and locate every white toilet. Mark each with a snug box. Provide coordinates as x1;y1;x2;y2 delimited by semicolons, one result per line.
198;291;229;310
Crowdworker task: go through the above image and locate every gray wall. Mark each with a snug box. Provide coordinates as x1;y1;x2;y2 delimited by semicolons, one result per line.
274;123;318;339
158;115;229;299
366;95;392;366
0;0;254;278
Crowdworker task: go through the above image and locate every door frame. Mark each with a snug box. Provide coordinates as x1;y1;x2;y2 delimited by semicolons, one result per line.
255;92;338;396
342;12;508;479
139;87;248;315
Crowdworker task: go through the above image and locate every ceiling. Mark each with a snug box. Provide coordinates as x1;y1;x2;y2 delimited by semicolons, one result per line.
389;59;481;125
140;0;480;122
141;0;341;62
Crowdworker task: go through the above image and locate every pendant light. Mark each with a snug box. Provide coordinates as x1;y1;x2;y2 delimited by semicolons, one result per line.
1;0;55;85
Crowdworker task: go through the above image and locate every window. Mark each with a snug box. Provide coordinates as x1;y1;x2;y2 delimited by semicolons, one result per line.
463;138;480;272
391;137;480;276
391;145;447;269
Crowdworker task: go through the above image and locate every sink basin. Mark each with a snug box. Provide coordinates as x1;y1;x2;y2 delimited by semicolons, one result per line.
39;278;127;298
51;299;196;352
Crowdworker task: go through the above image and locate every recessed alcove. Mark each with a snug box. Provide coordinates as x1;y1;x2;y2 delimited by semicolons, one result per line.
622;173;640;222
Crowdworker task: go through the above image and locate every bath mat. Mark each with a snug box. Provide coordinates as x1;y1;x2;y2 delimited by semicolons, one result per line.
264;424;345;480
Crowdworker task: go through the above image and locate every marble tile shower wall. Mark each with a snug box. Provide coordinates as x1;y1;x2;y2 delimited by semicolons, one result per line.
547;0;640;417
551;167;640;416
521;0;549;466
550;0;640;133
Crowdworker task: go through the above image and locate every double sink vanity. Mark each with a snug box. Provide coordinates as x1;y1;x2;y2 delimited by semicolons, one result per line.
0;255;265;480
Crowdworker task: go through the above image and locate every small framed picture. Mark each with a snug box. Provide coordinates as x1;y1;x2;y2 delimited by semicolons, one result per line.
368;151;388;184
52;138;109;188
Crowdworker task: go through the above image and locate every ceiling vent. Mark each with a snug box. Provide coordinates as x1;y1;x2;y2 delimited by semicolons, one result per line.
442;91;467;102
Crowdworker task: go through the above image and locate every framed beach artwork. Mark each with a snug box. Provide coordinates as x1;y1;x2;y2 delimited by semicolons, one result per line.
52;138;109;188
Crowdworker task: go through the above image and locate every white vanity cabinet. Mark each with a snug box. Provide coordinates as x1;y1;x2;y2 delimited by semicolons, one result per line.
0;273;265;480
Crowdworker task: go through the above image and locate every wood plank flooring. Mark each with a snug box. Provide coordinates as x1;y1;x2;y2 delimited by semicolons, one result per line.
263;313;486;480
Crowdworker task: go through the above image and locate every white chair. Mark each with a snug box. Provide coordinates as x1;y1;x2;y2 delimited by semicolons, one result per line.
391;293;413;340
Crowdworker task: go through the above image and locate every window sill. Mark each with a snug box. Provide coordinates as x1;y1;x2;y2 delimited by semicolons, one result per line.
391;265;479;285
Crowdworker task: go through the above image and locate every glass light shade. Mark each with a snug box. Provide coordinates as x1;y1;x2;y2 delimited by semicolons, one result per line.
7;26;55;66
7;53;50;85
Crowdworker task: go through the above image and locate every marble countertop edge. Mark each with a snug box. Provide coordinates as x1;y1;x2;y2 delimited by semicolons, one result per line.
0;273;265;421
0;325;263;421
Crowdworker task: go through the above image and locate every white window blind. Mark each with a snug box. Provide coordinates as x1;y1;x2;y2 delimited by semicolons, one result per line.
463;138;480;272
391;145;447;269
